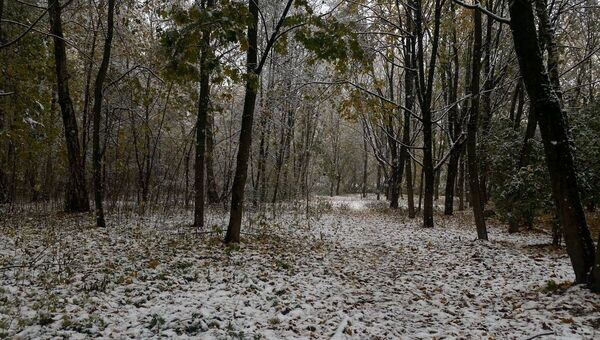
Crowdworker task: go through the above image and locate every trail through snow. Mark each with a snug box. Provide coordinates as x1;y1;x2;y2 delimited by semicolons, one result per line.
0;195;599;339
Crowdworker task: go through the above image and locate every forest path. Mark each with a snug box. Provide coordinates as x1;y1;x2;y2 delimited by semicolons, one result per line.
1;197;599;339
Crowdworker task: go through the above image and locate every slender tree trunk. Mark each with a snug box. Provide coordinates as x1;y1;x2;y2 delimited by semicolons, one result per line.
386;115;399;208
518;106;537;167
82;27;98;170
398;14;416;209
193;0;214;230
417;166;424;212
255;107;269;204
458;154;465;211
467;3;487;240
592;233;600;292
478;1;494;205
92;0;116;228
376;165;381;200
509;0;596;285
443;9;461;215
414;0;441;228
48;0;89;212
0;0;6;204
225;0;260;243
206;110;219;203
362;127;368;198
184;142;191;208
272;108;293;203
42;88;58;201
512;81;526;129
406;157;415;218
534;0;562;102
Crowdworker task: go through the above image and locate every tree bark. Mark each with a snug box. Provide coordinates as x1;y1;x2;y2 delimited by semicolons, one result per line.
225;0;260;243
458;153;465;211
592;233;600;292
414;0;442;228
193;0;214;230
508;0;596;284
467;3;488;240
92;0;116;228
405;157;416;218
48;0;90;212
206;110;219;203
443;6;462;215
362;125;368;198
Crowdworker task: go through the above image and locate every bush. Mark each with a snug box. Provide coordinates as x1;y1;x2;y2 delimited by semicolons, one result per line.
570;101;600;210
487;118;552;229
495;165;552;227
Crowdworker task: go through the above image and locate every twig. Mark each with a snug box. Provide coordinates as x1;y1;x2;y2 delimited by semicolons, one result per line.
452;0;511;24
524;332;554;340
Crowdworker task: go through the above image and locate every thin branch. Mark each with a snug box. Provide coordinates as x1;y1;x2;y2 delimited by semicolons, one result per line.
452;0;511;24
0;7;49;49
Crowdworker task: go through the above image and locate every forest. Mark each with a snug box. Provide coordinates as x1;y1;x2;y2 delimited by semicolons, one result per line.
1;0;600;338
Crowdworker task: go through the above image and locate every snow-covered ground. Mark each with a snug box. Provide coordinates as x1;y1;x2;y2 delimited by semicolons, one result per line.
1;195;599;339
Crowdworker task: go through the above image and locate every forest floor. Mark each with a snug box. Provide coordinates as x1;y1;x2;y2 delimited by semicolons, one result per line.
1;195;599;339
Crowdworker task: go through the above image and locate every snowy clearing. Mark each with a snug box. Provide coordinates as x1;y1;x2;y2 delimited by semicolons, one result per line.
1;196;599;339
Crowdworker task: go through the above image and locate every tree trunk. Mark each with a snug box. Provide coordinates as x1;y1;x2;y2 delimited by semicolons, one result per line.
509;0;596;284
443;9;461;215
225;0;260;243
467;3;487;240
362;127;368;198
406;157;416;218
592;233;600;292
206;110;219;203
92;0;116;228
254;107;269;204
48;0;89;212
193;0;214;230
511;81;526;129
518;106;537;167
458;153;465;211
414;0;441;228
386;115;399;208
376;165;381;200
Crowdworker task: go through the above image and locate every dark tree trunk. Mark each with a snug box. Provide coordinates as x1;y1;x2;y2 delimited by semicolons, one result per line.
478;0;495;205
92;0;116;228
48;0;89;212
184;142;192;208
386;115;399;208
511;81;526;129
458;155;465;211
206;110;219;203
592;233;600;292
398;12;416;210
225;0;260;243
272;108;293;203
193;0;214;230
414;0;442;228
254;107;269;204
443;9;461;215
406;157;416;218
444;149;461;215
362;128;368;198
518;106;537;167
82;29;98;170
376;165;381;200
467;3;488;240
534;0;562;101
417;166;424;213
0;0;8;204
508;0;596;284
42;88;58;201
225;0;293;243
